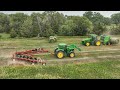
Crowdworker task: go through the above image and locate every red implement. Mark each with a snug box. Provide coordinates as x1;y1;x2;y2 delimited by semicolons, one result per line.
12;48;49;65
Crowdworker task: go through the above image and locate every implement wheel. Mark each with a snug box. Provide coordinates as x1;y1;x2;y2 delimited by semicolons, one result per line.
56;51;64;59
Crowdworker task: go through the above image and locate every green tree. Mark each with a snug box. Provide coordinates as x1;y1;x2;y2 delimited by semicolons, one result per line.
31;13;43;37
43;11;66;34
42;16;54;37
9;13;28;36
83;11;93;21
0;25;4;33
20;17;33;38
0;13;10;33
92;12;104;24
10;29;17;38
92;23;107;35
83;11;111;25
84;11;109;35
103;17;111;25
111;13;120;24
59;20;76;36
110;24;120;35
68;16;93;36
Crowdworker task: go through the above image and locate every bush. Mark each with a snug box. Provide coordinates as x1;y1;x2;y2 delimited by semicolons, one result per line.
92;23;107;35
10;29;17;38
0;35;2;38
110;25;120;35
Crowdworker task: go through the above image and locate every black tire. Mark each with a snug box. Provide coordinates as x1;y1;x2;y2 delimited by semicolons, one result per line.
107;42;111;45
54;48;58;54
22;55;26;58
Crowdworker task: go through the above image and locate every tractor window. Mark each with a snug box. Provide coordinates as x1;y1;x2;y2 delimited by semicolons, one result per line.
65;45;67;51
92;36;95;40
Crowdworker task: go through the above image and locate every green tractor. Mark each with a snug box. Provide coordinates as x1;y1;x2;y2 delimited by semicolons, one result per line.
81;34;101;46
100;35;119;45
54;43;81;59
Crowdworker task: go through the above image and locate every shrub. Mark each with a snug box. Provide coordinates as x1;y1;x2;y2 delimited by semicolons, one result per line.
10;29;17;38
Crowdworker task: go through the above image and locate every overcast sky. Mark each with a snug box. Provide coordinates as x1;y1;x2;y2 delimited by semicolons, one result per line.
0;11;120;17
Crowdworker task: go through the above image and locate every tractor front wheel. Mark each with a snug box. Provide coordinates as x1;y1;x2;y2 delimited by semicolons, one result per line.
86;42;90;46
69;52;75;58
56;51;64;59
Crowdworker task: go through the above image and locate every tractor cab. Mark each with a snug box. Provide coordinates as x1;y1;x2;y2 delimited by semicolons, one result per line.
58;43;67;49
89;34;99;41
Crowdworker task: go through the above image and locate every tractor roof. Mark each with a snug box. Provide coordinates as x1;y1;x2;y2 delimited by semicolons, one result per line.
89;34;98;36
59;43;67;46
83;38;91;41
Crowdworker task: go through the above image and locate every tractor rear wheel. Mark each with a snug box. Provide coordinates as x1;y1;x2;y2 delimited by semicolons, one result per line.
95;40;101;46
69;52;75;58
56;51;64;59
86;42;90;46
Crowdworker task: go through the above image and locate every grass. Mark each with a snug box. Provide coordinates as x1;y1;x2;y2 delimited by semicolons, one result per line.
0;33;120;79
0;33;10;39
0;58;120;79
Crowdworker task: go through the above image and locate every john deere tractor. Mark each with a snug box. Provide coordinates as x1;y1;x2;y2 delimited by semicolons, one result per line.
54;43;81;59
81;34;101;46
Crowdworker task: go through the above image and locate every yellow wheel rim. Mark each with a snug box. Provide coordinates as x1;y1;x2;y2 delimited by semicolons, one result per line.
70;53;74;58
96;41;101;46
57;52;64;58
86;43;90;46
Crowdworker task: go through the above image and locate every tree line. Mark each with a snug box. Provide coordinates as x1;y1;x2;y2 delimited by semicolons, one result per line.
0;11;120;38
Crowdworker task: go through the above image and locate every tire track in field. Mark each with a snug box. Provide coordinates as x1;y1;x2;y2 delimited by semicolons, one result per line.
0;48;120;66
46;55;120;65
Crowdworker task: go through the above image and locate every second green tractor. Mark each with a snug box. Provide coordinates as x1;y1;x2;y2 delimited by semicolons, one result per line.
81;34;119;46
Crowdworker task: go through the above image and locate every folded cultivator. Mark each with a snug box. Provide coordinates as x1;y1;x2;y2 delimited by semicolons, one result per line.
12;48;49;65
